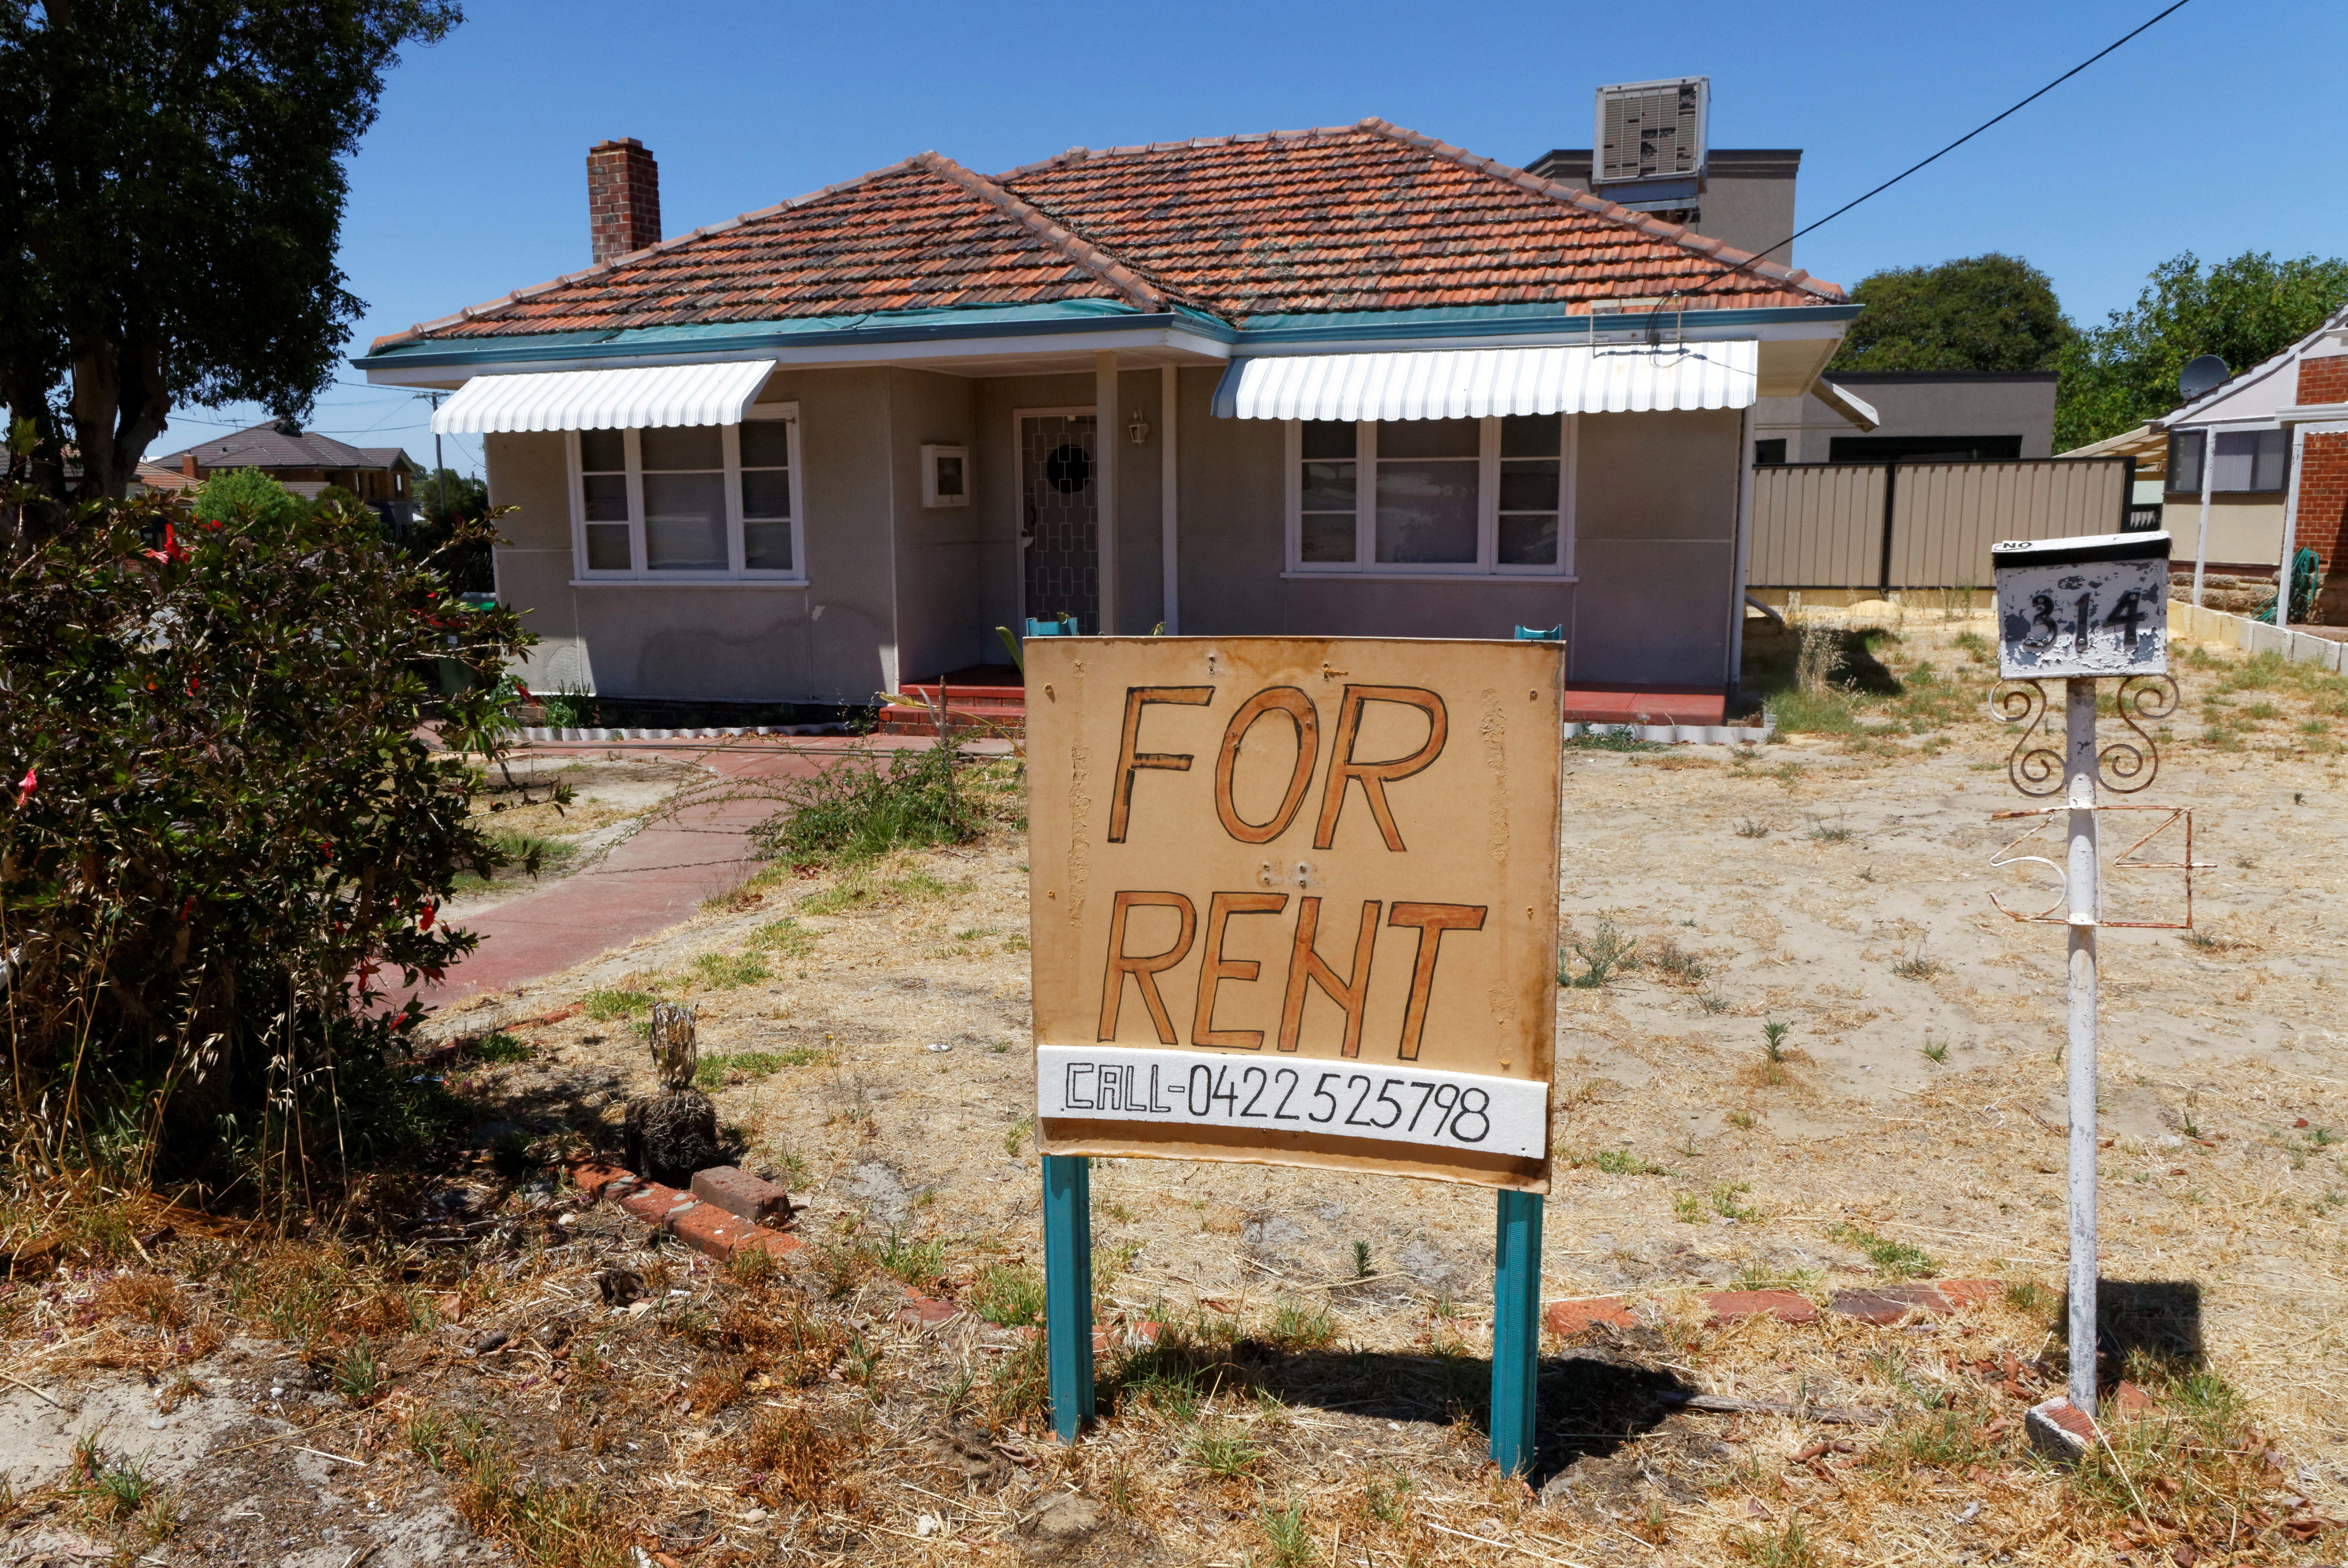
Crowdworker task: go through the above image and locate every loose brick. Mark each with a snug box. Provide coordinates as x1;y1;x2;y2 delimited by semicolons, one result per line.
2110;1380;2156;1420
2025;1394;2098;1462
1830;1285;1951;1324
1935;1279;2003;1309
567;1160;632;1202
734;1228;803;1259
617;1181;689;1225
896;1293;963;1329
690;1165;794;1228
1542;1296;1636;1336
667;1202;756;1260
1703;1289;1817;1325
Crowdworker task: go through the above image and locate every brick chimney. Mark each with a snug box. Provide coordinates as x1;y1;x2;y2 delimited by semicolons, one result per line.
587;138;661;265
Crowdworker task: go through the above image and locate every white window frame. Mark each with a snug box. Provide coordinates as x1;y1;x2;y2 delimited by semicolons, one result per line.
1282;414;1578;581
566;402;805;584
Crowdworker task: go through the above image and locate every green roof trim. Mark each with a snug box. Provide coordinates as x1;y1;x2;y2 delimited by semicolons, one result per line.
354;297;1850;373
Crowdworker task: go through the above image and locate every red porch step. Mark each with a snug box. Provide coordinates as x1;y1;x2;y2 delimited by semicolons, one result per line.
1561;683;1725;726
878;664;1027;737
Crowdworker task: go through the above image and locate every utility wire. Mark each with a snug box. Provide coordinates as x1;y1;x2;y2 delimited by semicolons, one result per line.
1692;0;2195;293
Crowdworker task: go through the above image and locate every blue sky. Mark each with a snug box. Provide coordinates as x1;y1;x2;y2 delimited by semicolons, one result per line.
172;0;2348;473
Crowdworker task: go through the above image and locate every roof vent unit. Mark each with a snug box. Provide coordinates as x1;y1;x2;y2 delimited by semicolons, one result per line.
1593;76;1708;209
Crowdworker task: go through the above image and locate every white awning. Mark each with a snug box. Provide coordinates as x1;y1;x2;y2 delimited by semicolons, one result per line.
1211;341;1758;421
429;359;778;435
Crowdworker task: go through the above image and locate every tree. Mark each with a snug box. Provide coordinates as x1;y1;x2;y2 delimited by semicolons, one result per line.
191;467;310;533
0;0;460;505
2055;250;2348;450
1826;254;2074;375
404;466;491;590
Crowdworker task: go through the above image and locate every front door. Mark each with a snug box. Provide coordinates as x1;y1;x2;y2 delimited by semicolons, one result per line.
1019;413;1098;633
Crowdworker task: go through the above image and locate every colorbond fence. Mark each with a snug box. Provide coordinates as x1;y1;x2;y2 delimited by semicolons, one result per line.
1749;457;2137;592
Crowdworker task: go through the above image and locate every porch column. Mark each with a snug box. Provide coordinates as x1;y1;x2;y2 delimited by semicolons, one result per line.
1161;364;1180;634
1095;351;1120;634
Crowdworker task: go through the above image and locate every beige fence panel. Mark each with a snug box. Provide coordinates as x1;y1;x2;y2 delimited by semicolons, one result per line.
1888;461;2130;589
1748;464;1884;589
1748;458;2133;591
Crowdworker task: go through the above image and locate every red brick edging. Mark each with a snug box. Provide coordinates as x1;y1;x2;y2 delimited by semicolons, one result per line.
568;1158;803;1264
1543;1278;2005;1337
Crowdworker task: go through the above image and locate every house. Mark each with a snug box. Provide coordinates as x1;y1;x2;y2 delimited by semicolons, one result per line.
149;421;421;531
354;121;1861;718
2068;301;2348;622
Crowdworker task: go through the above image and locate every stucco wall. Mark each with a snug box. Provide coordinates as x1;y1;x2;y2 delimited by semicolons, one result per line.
485;366;899;704
886;369;981;680
1571;409;1740;686
1753;373;2059;464
2176;494;2287;573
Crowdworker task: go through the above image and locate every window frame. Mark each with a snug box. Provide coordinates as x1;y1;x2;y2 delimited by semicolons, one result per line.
1281;413;1578;580
2163;429;2205;497
2211;426;2289;494
566;402;805;583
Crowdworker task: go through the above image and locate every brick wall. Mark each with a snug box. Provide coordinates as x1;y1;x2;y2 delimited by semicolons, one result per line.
2299;429;2348;576
2300;355;2348;407
587;138;661;266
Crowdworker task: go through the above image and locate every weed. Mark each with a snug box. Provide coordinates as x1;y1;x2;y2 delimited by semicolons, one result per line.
1760;1019;1792;1063
875;1229;945;1287
1564;728;1664;752
1879;1407;1994;1470
1735;818;1770;838
1364;1472;1413;1523
1645;936;1707;986
474;1030;530;1063
1727;1519;1820;1568
2184;928;2226;952
334;1336;387;1406
70;1439;156;1524
749;915;820;958
1709;1180;1757;1220
1005;1116;1035;1157
1726;1108;1757;1129
1732;1260;1823;1293
1564;1145;1667;1176
1672;1192;1706;1224
1260;1498;1313;1568
1807;815;1854;844
691;951;771;989
1890;946;1942;980
1952;628;1993;664
2310;1125;2336;1148
581;988;655;1021
969;1262;1045;1329
1352;1240;1372;1278
749;738;980;865
1268;1304;1336;1350
1187;1422;1260;1480
1559;914;1637;988
1793;620;1844;694
1922;1035;1950;1063
406;1405;456;1469
1830;1222;1935;1280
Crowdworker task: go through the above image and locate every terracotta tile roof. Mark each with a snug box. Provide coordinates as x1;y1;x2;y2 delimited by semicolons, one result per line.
996;121;1840;318
395;153;1156;345
375;121;1840;352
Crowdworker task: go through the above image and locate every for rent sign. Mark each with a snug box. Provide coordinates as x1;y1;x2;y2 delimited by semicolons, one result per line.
1026;638;1561;1191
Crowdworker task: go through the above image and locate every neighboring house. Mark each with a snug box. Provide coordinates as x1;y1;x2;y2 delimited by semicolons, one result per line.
149;422;420;531
1752;371;2057;466
2085;300;2348;622
355;121;1860;715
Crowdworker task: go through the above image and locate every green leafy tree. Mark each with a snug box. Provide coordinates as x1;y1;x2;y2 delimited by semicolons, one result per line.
1826;254;2074;374
2056;250;2348;450
190;466;309;532
0;0;461;506
406;466;491;591
0;439;543;1186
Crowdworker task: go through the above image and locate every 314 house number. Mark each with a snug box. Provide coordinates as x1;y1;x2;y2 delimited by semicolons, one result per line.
2018;588;2148;655
1994;555;2168;680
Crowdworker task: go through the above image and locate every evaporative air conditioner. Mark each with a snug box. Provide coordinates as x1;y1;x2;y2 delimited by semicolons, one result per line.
1593;76;1708;208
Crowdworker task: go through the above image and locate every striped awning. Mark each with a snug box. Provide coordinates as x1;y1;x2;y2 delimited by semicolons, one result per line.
1211;341;1759;421
430;359;777;434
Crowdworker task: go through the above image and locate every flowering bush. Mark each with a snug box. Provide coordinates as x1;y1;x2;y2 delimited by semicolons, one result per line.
1;449;536;1188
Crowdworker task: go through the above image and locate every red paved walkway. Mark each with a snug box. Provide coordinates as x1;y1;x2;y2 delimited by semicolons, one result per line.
415;735;990;1009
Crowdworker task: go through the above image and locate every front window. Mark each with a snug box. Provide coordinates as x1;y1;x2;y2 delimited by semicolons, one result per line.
572;405;803;580
2212;428;2288;494
1287;414;1574;576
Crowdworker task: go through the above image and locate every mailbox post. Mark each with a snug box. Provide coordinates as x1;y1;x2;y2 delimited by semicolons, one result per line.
1989;531;2172;1425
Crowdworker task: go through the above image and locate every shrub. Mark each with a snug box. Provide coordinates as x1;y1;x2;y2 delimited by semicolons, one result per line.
189;466;308;532
748;741;976;865
0;465;533;1185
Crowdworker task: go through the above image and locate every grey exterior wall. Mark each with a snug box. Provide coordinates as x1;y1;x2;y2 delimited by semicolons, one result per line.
485;362;1750;703
1754;372;2059;465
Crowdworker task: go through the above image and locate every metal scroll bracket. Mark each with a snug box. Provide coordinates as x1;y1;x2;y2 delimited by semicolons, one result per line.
1991;673;2180;798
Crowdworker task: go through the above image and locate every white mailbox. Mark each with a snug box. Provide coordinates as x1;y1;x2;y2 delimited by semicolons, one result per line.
1990;531;2170;681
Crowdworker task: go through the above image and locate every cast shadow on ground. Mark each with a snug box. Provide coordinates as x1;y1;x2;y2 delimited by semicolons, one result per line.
1099;1335;1690;1481
2064;1278;2204;1386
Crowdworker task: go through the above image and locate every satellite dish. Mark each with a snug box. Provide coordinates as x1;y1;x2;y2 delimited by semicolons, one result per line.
2178;354;2228;401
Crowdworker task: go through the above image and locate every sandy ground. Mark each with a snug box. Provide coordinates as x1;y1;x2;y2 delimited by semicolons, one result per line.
7;610;2347;1566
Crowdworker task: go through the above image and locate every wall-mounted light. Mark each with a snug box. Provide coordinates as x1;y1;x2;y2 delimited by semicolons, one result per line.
1127;410;1151;446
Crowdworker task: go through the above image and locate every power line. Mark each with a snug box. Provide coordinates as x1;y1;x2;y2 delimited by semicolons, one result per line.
1691;0;2195;294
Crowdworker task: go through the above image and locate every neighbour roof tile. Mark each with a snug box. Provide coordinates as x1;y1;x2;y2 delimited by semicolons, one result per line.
152;422;402;470
374;120;1841;352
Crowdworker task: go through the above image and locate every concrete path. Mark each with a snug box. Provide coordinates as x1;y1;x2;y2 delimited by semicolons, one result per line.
416;735;1002;1009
